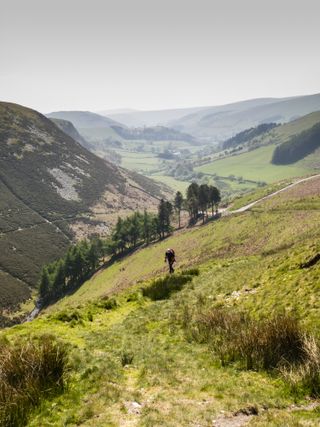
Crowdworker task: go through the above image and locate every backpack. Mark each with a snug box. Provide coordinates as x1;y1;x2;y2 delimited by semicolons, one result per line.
166;249;175;261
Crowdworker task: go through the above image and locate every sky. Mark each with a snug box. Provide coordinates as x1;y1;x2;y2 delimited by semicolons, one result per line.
1;0;319;113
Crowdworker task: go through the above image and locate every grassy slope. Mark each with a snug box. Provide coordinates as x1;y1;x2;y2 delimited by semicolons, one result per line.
194;112;320;184
195;145;315;183
256;111;320;146
3;177;320;426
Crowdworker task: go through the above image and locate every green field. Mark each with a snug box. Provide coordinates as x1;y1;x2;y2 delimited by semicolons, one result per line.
150;175;191;194
195;145;314;183
120;151;163;173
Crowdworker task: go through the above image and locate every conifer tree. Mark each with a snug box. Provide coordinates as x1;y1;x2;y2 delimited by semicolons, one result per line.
174;191;184;228
39;268;51;301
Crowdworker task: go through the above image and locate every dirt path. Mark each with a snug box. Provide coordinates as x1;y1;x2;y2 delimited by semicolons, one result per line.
212;400;320;427
228;174;320;214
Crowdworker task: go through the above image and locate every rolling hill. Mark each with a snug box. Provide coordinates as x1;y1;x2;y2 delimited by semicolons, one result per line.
46;110;123;130
3;176;320;426
170;93;320;141
195;111;320;185
0;102;169;318
102;106;209;127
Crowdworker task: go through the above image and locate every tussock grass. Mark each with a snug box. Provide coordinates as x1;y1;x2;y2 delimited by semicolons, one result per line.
185;307;320;390
95;296;118;310
281;335;320;397
0;335;68;427
54;309;85;325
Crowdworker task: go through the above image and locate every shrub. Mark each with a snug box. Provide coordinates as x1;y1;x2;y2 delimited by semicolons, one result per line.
54;310;85;324
188;308;309;370
120;350;134;367
97;297;118;310
142;274;193;301
0;335;68;427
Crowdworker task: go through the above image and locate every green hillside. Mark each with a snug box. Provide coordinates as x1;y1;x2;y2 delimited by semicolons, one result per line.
194;112;320;186
248;111;320;149
195;144;314;183
3;176;320;426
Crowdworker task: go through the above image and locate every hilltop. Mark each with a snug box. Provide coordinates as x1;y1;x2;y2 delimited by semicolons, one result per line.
46;110;123;130
0;102;168;318
3;175;320;426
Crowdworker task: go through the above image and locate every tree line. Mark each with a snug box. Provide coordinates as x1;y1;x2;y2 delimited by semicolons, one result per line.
272;123;320;165
39;183;220;305
38;208;173;305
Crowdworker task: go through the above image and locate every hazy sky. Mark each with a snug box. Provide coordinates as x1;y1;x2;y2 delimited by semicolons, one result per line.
1;0;319;113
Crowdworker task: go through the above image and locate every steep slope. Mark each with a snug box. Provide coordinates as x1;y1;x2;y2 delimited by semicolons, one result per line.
247;110;320;149
46;110;125;145
172;93;320;141
50;117;89;147
4;177;320;426
43;176;320;312
272;122;320;165
0;102;168;314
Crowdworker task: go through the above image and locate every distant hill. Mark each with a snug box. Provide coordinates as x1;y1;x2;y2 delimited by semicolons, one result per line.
47;110;123;129
50;118;89;147
222;123;279;150
170;93;320;141
0;102;169;314
103;106;208;127
248;110;320;148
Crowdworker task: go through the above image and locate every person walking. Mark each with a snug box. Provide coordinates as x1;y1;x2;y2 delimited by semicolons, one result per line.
165;248;176;274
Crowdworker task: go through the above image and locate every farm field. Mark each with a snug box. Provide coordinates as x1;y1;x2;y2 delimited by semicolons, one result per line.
150;174;190;194
195;145;315;183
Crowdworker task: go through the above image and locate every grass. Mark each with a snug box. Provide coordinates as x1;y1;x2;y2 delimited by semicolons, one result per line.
229;179;294;210
186;307;316;373
0;335;68;427
1;177;320;425
195;145;314;183
151;175;190;193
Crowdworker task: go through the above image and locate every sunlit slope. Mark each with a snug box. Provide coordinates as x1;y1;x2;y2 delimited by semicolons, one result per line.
45;176;320;314
194;111;320;182
257;110;320;145
6;176;320;427
195;144;314;182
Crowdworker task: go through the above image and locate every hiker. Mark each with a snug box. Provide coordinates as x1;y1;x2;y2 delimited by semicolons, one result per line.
165;248;176;274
